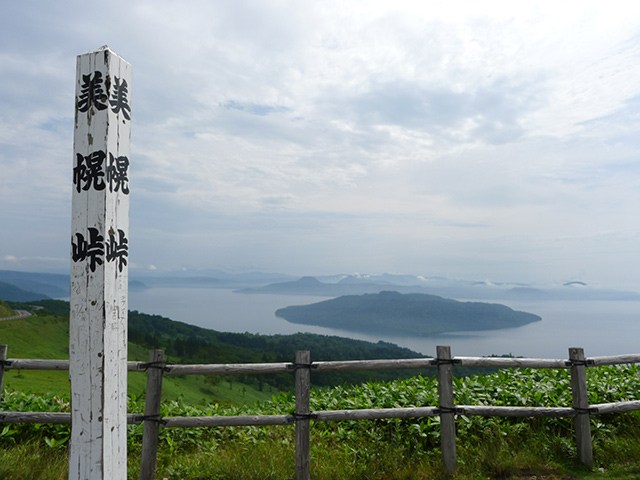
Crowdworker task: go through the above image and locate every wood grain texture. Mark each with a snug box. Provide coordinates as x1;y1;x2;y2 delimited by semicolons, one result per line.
437;345;457;474
569;347;593;467
0;344;6;403
295;351;311;480
139;350;165;480
69;46;131;480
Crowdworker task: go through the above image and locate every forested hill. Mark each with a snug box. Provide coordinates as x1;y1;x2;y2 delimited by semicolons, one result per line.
276;291;541;336
6;299;435;389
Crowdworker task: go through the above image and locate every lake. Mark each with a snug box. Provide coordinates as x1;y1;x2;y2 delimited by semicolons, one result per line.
128;287;640;359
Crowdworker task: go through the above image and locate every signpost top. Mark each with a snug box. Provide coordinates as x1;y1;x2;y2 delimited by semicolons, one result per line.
80;45;131;63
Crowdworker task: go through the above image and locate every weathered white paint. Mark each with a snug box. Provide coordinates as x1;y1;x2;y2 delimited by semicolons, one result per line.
69;46;131;480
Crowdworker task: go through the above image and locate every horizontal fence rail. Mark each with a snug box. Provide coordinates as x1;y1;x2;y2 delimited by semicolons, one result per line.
2;344;640;479
6;353;640;373
5;401;640;426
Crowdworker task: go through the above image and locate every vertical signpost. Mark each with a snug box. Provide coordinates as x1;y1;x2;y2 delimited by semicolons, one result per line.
69;46;132;480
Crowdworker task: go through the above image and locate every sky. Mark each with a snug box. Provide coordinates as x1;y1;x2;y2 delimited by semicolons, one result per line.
1;1;640;289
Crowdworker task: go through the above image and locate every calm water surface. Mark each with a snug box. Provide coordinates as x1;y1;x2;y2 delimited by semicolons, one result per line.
128;287;640;359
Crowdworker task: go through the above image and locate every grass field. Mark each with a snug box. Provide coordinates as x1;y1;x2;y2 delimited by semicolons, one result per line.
0;313;273;405
0;299;16;318
2;369;640;479
3;306;640;479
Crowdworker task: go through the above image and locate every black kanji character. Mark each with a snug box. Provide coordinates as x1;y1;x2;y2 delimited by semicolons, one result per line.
109;77;131;121
106;153;130;194
72;228;105;273
74;151;106;193
105;228;128;272
77;71;108;112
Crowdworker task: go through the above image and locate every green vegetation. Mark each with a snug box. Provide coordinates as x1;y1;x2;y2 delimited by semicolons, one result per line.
0;312;273;404
126;309;431;389
0;298;16;318
4;299;467;403
3;298;640;478
5;299;441;393
276;290;541;336
2;366;640;479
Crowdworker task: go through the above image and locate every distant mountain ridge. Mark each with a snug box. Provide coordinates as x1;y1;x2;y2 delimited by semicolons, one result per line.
239;274;640;301
0;269;298;301
237;275;417;296
2;269;639;303
0;280;52;302
133;270;295;289
0;271;67;300
275;291;542;336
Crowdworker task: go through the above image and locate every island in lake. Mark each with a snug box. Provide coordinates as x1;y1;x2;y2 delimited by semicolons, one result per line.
275;291;541;336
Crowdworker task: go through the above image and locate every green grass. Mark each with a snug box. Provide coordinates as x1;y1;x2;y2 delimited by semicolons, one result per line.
0;299;16;318
2;440;640;480
0;442;68;480
2;415;640;480
0;313;273;405
3;366;640;479
3;305;640;478
0;315;69;359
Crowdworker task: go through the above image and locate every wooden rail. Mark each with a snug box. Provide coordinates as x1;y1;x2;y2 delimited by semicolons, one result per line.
2;344;640;479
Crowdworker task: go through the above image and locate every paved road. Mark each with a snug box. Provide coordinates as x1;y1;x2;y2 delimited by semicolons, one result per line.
0;310;33;321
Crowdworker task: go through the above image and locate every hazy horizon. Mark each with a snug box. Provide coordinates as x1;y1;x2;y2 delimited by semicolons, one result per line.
3;266;639;296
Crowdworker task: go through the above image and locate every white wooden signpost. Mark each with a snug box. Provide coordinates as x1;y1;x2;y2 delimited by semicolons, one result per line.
69;46;132;480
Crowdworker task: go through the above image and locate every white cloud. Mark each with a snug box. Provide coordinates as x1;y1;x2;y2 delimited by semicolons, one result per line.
1;1;640;288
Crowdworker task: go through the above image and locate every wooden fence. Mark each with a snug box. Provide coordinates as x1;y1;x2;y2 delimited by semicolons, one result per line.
2;343;640;479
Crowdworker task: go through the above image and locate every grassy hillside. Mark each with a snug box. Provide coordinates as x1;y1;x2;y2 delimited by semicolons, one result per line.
3;302;640;478
2;298;454;405
0;298;16;318
0;311;273;405
7;299;441;392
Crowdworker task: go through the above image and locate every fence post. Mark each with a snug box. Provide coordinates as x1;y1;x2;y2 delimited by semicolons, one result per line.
294;350;311;480
437;345;457;474
569;347;593;467
139;350;166;480
0;344;7;403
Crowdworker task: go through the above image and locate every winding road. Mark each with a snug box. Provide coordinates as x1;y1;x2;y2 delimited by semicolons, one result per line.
0;310;33;321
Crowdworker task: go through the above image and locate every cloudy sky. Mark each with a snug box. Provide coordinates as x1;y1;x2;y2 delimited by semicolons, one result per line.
1;1;640;288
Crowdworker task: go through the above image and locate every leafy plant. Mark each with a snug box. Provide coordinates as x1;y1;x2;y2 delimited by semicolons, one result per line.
3;364;640;478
